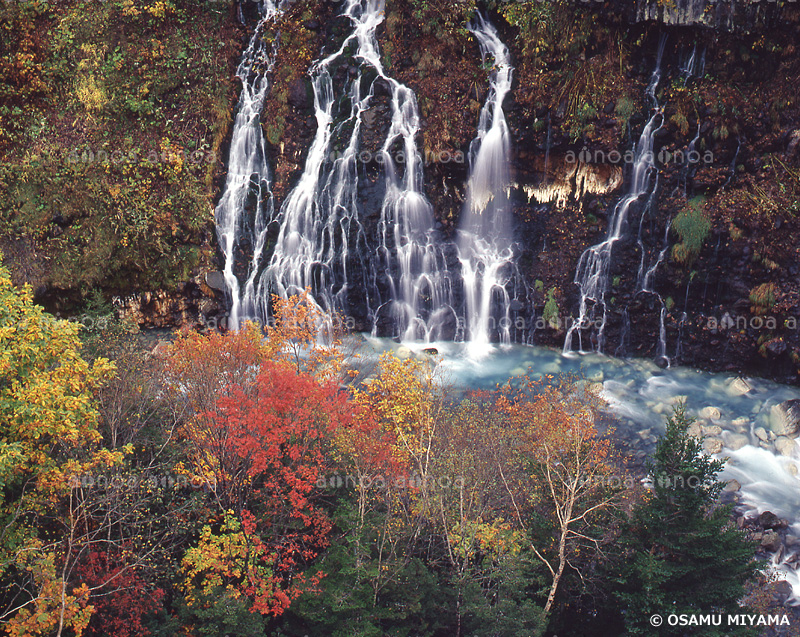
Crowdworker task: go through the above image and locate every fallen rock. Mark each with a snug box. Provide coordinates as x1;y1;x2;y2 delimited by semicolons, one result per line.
759;511;789;530
726;433;750;451
729;377;753;396
755;427;769;442
722;479;741;492
761;530;782;552
687;423;703;438
702;424;723;437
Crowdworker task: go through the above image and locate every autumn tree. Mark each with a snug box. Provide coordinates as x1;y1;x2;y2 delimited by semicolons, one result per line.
492;376;629;619
286;352;454;636
176;361;350;622
431;392;547;636
0;257;126;635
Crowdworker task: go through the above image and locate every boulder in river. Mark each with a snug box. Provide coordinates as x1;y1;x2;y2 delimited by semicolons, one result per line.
761;530;782;552
703;438;724;454
702;424;723;437
728;377;753;396
699;406;721;420
759;511;789;530
725;433;750;451
770;400;800;437
775;436;798;456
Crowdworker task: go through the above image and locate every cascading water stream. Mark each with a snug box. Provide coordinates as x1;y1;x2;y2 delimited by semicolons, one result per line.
254;0;452;342
257;0;379;322
373;37;457;342
457;13;519;353
564;36;666;355
215;1;283;329
680;122;701;197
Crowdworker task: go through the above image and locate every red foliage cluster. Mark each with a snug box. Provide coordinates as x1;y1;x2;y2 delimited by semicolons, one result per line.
77;549;164;637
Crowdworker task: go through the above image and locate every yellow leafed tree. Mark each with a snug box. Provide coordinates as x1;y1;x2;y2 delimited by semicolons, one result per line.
0;256;123;635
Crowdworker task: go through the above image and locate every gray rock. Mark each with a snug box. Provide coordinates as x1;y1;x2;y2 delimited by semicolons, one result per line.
726;433;750;451
761;530;782;552
699;406;721;420
204;271;226;291
288;78;310;109
687;423;703;438
729;377;753;396
775;436;798;456
703;438;724;454
755;427;769;442
770;400;800;437
723;479;741;492
771;580;793;605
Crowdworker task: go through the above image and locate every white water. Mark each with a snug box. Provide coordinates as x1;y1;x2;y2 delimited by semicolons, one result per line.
681;122;701;197
680;43;705;85
373;13;456;342
359;336;800;603
259;0;378;322
215;1;282;328
457;14;518;355
564;38;666;355
256;0;453;341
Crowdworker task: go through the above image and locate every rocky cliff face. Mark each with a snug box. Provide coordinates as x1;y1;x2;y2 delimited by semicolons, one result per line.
352;0;800;383
3;0;799;382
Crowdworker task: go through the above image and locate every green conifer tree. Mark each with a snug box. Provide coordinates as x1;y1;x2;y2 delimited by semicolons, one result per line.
613;403;760;635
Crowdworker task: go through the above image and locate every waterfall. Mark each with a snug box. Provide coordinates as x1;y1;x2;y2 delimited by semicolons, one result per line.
372;29;457;342
680;43;705;85
215;1;283;329
564;36;666;355
635;172;662;291
680;122;701;197
457;13;519;353
252;0;453;342
656;303;669;366
257;0;379;323
721;137;741;190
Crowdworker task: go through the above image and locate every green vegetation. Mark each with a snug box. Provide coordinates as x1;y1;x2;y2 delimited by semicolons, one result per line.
672;196;710;266
615;94;636;137
0;0;241;296
612;404;759;635
749;282;779;315
543;286;560;329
